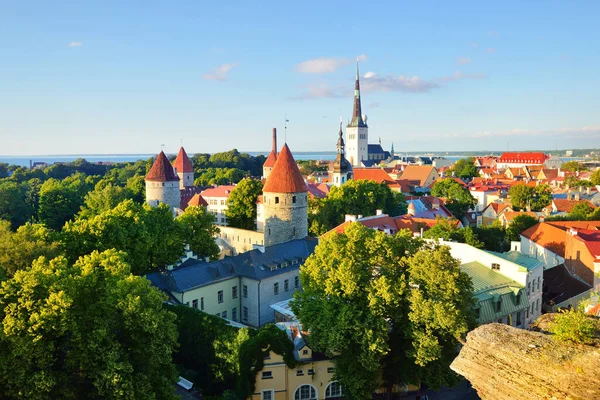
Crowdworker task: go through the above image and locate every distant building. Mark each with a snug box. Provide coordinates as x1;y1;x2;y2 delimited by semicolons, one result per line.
329;122;352;187
496;152;549;169
145;151;181;211
201;185;236;226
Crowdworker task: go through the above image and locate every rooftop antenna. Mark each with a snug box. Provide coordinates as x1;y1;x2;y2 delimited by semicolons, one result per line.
285;115;289;143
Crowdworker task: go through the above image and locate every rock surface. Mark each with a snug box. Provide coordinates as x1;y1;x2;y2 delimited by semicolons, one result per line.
450;322;600;400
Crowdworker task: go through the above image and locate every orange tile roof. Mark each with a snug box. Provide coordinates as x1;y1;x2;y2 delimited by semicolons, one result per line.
352;168;396;184
502;211;539;222
521;221;600;257
263;150;278;168
186;193;208;207
201;185;236;198
552;199;596;213
173;147;194;173
498;152;548;164
572;229;600;258
487;203;512;214
399;165;436;186
262;144;308;193
146;151;180;182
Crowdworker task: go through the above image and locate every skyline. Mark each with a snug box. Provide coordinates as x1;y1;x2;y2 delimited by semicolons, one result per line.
2;1;600;155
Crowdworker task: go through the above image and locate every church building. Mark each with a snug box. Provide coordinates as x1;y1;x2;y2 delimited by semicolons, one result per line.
329;122;353;187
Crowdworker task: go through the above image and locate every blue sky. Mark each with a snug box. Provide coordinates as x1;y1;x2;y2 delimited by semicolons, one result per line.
1;1;599;155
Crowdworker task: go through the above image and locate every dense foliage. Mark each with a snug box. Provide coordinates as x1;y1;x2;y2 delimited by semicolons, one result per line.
226;178;263;230
508;183;552;211
548;309;599;345
293;224;475;399
430;178;477;219
451;158;479;179
506;214;538;241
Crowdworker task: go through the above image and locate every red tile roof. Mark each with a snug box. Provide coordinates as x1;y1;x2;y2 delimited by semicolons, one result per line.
146;151;180;182
186;193;208;208
521;221;600;257
552;199;596;213
572;229;600;258
201;185;236;198
307;182;328;198
399;165;436;186
263;150;278;168
498;152;548;165
262;144;308;193
173;147;194;173
352;168;396;184
486;203;512;215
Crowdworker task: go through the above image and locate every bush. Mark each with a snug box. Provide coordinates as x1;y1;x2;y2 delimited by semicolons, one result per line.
548;309;599;345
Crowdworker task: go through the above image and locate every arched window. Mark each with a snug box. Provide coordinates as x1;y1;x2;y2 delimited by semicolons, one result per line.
325;381;343;398
294;384;317;400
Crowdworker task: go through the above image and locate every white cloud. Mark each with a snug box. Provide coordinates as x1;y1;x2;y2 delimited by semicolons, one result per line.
485;48;496;53
457;57;471;65
295;57;351;74
362;73;441;93
357;54;368;62
364;71;377;79
68;41;82;47
288;84;347;100
203;63;237;81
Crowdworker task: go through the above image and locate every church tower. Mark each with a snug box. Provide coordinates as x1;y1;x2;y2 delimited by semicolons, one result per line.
145;151;181;210
173;146;194;189
346;61;368;167
331;122;352;187
263;128;278;179
262;144;308;246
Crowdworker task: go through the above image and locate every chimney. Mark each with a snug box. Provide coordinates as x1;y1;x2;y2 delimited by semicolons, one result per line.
579;186;583;194
345;214;357;222
272;128;277;155
587;187;592;195
407;202;416;216
539;215;545;223
376;209;383;216
574;193;580;201
432;197;440;210
567;191;572;201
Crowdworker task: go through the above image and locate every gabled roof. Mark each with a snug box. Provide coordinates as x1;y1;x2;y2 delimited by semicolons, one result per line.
201;185;236;198
306;182;328;198
521;221;600;257
173;147;194;173
501;211;539;222
146;151;180;182
484;202;512;215
352;168;396;184
263;144;308;193
498;152;548;164
552;199;596;213
263;150;278;168
186;193;208;207
399;165;437;186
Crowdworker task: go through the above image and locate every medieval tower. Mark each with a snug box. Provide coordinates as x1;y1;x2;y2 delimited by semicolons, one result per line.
346;61;368;167
173;146;194;189
145;151;181;210
262;128;278;179
331;122;353;187
261;143;308;246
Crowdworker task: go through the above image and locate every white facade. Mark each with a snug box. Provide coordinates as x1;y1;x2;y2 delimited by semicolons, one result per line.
519;235;565;270
346;126;368;167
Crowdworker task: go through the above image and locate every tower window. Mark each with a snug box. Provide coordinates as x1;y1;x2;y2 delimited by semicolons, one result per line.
292;196;296;203
275;197;279;204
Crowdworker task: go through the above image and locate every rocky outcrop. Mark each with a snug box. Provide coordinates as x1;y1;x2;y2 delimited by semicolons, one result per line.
450;322;600;400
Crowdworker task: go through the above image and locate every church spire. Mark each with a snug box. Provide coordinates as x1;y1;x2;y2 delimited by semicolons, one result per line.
349;59;367;128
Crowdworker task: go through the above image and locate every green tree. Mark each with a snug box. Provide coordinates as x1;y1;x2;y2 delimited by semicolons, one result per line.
0;221;62;279
177;206;220;260
226;179;263;230
38;174;90;230
0;163;8;179
0;181;32;229
548;309;599;345
423;218;463;241
292;224;474;399
473;221;509;252
569;202;595;220
452;158;478;179
508;184;552;211
430;178;476;219
506;214;538;242
78;181;134;219
561;161;587;173
0;250;179;399
591;169;600;186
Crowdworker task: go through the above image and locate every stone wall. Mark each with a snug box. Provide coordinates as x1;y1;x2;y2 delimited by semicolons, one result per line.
262;192;308;247
217;226;265;256
177;171;194;189
145;180;181;210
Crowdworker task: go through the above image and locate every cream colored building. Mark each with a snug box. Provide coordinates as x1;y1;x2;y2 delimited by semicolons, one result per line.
202;185;235;226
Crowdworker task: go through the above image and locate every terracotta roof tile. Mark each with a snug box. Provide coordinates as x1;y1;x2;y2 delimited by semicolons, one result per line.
352;168;396;184
201;185;236;198
552;199;596;213
263;144;308;193
173;147;194;173
498;152;548;164
399;165;436;186
263;150;278;168
186;193;208;208
521;221;600;257
146;151;180;182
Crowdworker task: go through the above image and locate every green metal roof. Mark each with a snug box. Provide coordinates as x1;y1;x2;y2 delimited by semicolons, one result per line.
486;250;543;272
461;261;529;325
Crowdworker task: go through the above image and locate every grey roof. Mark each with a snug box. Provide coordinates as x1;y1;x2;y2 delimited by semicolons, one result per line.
368;144;386;154
146;238;318;293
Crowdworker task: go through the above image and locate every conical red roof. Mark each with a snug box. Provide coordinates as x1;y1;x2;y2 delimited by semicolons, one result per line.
146;151;180;182
263;150;278;168
263;144;307;193
173;147;194;173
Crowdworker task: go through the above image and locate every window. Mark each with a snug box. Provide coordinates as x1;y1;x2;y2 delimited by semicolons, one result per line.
232;307;237;321
192;299;198;309
284;279;289;292
296;370;304;376
537;276;541;290
262;390;274;400
491;263;500;271
527;282;531;296
200;297;204;310
295;276;299;288
292;195;297;203
302;349;309;355
516;311;522;326
516;291;522;305
294;384;317;400
243;285;248;298
536;298;540;312
261;371;273;379
232;286;238;299
274;282;279;295
275;197;279;204
326;381;343;398
220;200;225;206
218;290;223;304
220;217;225;223
496;299;502;312
474;308;480;319
526;307;529;319
243;306;248;321
221;311;227;319
307;369;314;375
327;367;335;373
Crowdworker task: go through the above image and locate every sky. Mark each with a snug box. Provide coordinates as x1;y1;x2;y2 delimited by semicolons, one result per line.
1;0;600;156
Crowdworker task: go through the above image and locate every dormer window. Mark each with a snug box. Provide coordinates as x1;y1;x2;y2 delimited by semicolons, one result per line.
491;263;500;271
496;298;502;312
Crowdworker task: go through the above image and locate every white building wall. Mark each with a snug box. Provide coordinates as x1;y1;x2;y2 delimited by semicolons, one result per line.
346;126;368;167
205;195;229;226
519;236;565;269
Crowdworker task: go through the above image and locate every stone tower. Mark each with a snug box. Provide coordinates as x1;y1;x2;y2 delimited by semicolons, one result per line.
263;128;278;179
331;122;352;187
262;143;308;246
346;60;368;167
145;151;181;210
173;146;194;189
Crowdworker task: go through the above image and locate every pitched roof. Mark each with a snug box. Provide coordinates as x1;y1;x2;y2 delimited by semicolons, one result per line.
486;203;512;215
552;199;596;213
263;150;278;168
263;144;308;193
186;193;208;207
498;152;548;165
146;151;180;182
201;185;236;198
521;221;600;257
399;165;436;186
352;168;395;184
173;147;194;173
572;229;600;258
502;211;539;222
543;263;592;305
306;182;328;198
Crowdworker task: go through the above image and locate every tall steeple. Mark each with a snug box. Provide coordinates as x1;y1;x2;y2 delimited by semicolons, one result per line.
331;121;352;187
349;60;367;128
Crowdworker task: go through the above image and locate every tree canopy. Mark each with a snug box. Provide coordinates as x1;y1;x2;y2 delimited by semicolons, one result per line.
292;224;475;399
225;178;263;230
506;214;538;241
561;161;587;173
0;180;32;229
176;206;220;260
430;178;476;219
508;183;552;211
452;158;479;179
0;250;179;399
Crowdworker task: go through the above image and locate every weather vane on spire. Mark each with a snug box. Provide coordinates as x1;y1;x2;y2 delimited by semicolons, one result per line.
285;115;289;143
